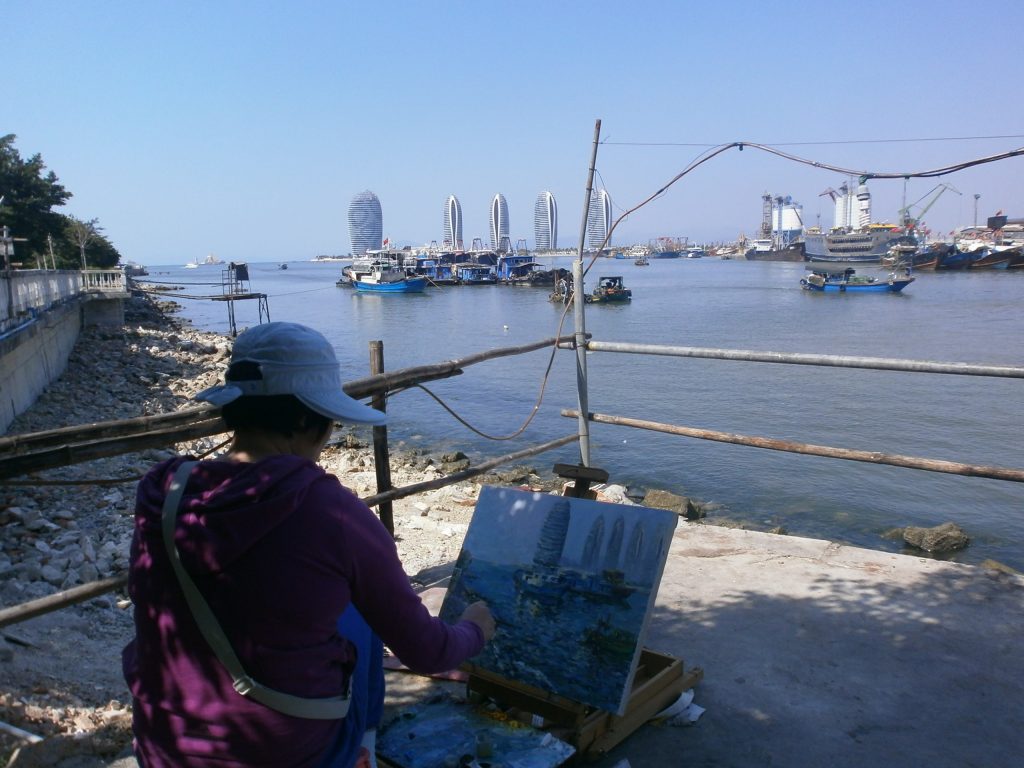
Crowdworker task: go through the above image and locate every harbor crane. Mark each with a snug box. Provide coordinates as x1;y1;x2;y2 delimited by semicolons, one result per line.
898;183;961;232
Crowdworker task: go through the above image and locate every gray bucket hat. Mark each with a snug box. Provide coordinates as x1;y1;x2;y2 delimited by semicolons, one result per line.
194;322;386;426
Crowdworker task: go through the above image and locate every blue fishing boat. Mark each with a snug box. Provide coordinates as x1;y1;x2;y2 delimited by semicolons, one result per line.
496;253;541;283
351;262;427;293
801;266;914;293
455;264;497;285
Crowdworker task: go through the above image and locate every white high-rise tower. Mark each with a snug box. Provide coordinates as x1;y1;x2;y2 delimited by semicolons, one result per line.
348;191;383;255
443;195;463;250
534;191;557;251
586;189;612;250
489;193;510;252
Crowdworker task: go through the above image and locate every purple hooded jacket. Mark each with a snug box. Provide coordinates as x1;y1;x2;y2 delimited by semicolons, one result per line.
122;455;484;767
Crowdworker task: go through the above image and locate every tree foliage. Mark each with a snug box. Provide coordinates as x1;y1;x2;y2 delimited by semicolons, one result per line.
0;134;121;269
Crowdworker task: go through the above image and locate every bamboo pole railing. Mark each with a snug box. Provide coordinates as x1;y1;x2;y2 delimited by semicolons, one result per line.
562;409;1024;484
362;434;578;507
0;575;128;629
0;335;576;480
0;336;579;625
0;434;579;627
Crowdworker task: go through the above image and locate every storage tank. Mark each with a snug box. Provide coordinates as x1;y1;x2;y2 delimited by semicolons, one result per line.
773;197;803;231
772;196;803;246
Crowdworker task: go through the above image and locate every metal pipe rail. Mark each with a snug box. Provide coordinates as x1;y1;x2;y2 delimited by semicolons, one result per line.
562;410;1024;484
566;340;1024;379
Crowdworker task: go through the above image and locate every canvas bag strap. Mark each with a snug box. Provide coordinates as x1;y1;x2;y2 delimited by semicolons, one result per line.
161;460;351;720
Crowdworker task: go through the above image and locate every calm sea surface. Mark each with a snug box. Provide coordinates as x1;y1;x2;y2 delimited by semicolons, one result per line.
148;258;1024;570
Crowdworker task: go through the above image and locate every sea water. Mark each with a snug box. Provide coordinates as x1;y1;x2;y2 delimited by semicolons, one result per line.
148;258;1024;570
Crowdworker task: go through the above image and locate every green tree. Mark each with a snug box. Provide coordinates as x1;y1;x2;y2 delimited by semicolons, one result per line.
0;134;71;263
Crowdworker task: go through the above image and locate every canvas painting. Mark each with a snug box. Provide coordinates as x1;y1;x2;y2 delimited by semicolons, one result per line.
440;486;678;715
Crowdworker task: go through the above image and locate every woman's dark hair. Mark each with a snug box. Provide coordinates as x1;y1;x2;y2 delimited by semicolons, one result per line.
219;361;332;437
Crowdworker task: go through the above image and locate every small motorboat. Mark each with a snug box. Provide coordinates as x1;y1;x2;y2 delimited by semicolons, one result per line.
800;266;914;293
278;263;288;270
585;275;632;303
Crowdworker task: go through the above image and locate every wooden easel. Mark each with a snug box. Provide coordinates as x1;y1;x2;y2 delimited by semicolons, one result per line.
553;462;608;500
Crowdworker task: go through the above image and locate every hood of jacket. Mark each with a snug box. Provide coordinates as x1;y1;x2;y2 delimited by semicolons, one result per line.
137;455;328;575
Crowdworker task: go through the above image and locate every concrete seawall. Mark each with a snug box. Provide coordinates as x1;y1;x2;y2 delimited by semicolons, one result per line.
0;301;81;433
1;270;128;433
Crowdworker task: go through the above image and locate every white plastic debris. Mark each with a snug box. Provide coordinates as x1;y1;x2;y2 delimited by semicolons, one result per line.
650;689;704;727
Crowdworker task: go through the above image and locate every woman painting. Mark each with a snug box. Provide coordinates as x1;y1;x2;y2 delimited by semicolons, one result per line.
123;322;494;767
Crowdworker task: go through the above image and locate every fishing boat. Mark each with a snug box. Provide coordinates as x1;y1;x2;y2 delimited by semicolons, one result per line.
745;239;806;262
455;264;497;285
648;237;685;259
800;265;914;293
634;254;650;266
585;275;632;303
496;253;541;283
350;262;427;293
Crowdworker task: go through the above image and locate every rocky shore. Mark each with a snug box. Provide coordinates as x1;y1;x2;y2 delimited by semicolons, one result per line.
0;293;684;766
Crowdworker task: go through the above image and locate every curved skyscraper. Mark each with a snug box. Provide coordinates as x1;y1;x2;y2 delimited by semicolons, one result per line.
533;191;557;251
586;188;612;250
489;193;510;252
348;191;383;255
443;195;463;250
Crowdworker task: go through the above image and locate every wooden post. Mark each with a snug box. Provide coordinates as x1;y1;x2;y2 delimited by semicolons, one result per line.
369;341;394;536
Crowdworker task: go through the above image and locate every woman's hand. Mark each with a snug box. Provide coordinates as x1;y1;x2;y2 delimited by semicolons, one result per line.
459;600;496;642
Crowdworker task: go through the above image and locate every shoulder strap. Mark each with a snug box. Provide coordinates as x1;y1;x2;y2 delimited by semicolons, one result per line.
161;460;351;720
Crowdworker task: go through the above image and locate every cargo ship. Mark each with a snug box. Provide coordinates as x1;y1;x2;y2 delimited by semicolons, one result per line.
807;181;916;263
804;224;916;263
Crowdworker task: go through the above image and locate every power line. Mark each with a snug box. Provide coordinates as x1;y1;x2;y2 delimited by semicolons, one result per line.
603;134;1024;148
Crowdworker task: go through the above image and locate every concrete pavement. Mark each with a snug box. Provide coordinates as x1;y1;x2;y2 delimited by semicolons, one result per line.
586;524;1024;768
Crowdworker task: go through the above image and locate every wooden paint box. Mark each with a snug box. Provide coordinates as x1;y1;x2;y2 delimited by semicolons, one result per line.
465;648;703;760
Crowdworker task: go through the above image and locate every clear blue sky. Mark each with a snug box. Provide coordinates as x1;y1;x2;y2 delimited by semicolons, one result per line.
8;0;1023;265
